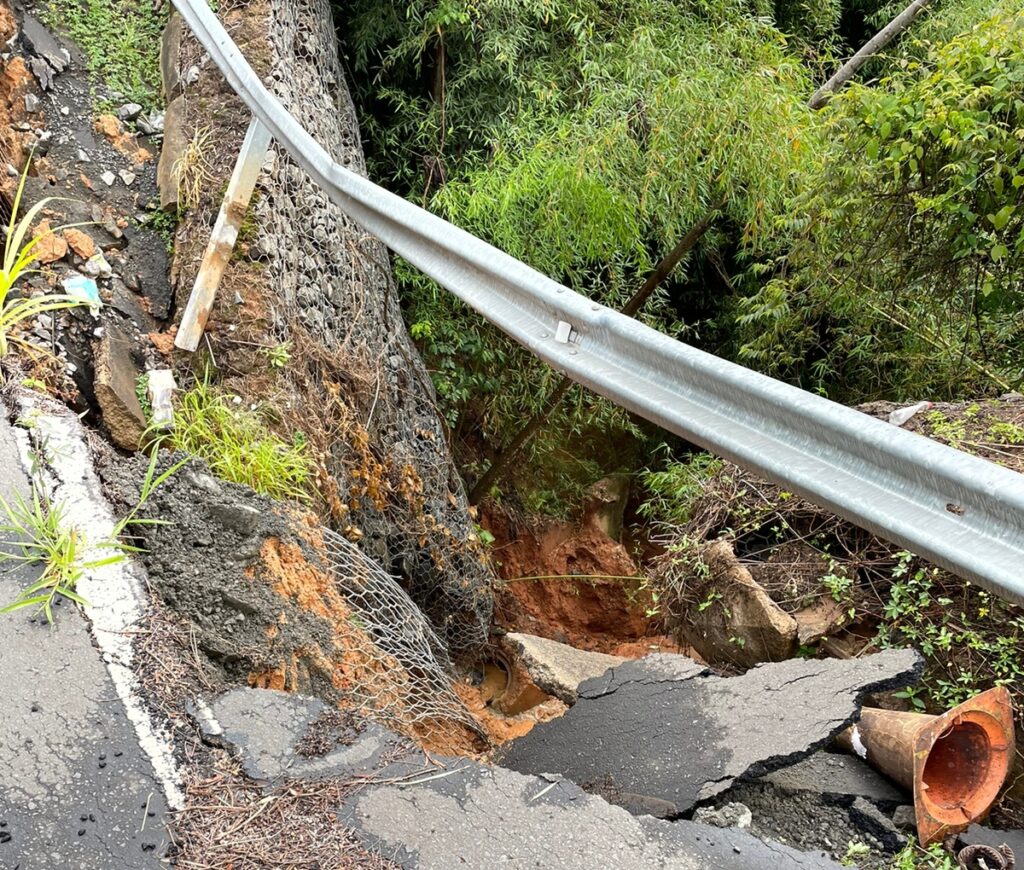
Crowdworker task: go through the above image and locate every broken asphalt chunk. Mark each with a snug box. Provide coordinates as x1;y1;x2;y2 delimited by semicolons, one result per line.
499;648;923;815
503;632;625;704
191;688;407;782
340;755;843;869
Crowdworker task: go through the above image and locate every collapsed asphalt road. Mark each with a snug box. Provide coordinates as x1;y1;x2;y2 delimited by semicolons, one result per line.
0;416;171;868
197;686;843;869
499;648;923;815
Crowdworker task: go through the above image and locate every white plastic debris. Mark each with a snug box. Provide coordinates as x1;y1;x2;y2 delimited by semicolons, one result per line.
888;401;934;427
146;368;177;429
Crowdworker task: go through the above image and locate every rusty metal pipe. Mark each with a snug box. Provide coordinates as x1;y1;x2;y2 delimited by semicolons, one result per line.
837;687;1014;846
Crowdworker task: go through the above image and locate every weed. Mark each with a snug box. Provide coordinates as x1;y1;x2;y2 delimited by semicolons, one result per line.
875;552;1024;712
987;420;1024;445
0;164;91;369
0;447;182;623
43;0;165;109
924;410;967;448
0;484;95;622
170;378;314;501
264;341;292;370
822;564;854;602
136;373;152;422
173;128;216;211
841;842;870;866
142;209;180;254
640;452;724;526
889;840;956;869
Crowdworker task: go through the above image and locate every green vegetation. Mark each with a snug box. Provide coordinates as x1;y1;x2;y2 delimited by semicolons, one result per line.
44;0;166;108
0;166;90;368
343;0;822;506
0;484;93;622
875;552;1024;711
264;341;293;370
739;6;1024;399
889;840;957;869
344;0;1024;512
639;453;724;525
169;378;314;501
0;448;182;623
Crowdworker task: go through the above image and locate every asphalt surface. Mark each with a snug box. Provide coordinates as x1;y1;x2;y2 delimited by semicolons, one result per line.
500;649;923;814
0;416;170;868
341;755;844;869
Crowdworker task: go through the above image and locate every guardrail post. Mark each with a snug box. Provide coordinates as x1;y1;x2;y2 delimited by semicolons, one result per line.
174;116;273;352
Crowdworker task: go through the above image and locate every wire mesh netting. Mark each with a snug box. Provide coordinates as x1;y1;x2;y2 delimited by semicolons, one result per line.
318;527;484;740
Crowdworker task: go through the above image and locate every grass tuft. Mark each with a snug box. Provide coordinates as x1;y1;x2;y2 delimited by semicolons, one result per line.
169;379;314;502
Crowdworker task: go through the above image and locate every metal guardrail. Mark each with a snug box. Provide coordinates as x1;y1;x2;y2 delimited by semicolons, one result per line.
172;0;1024;606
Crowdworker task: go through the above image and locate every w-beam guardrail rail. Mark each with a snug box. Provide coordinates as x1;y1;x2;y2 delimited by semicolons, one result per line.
172;0;1024;607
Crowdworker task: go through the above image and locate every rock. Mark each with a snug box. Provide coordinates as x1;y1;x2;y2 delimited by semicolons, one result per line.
760;750;905;808
28;55;53;90
794;597;847;646
119;170;136;186
32;219;67;264
340;754;843;869
159;13;183;100
155;96;186;210
64;227;97;259
100;170;116;186
694;802;753;830
21;15;67;73
847;797;908;852
76;148;90;163
685;541;798;667
24;93;39;113
136;112;164;136
582;474;630;540
93;327;147;450
207;502;261;536
503;632;625;704
192;688;406;782
891;805;916;832
82;252;113;279
117;103;142;122
499;649;923;816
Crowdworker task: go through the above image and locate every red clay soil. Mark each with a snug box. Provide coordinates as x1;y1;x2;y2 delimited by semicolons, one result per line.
483;508;684;656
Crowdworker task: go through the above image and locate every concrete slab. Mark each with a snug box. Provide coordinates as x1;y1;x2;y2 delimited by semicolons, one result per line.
503;632;624;703
499;649;922;815
192;687;407;781
340;754;844;869
0;416;169;867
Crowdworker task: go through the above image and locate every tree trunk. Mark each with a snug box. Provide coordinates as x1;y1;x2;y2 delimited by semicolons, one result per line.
808;0;934;110
468;204;722;504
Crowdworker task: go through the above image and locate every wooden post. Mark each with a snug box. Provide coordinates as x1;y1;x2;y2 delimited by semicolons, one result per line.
174;117;273;352
808;0;934;110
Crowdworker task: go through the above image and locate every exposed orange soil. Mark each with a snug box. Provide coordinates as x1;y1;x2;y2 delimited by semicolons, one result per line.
485;509;685;656
93;114;153;163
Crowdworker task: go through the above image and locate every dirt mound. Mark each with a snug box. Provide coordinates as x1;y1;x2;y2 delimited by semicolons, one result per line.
98;451;480;749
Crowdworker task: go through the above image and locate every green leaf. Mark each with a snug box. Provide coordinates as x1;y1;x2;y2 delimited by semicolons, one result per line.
987;205;1015;230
